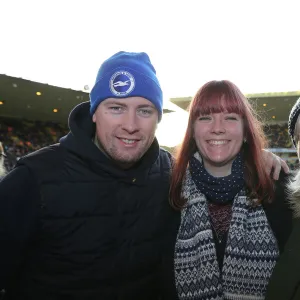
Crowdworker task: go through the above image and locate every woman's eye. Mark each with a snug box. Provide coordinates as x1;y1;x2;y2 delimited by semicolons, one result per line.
198;116;211;121
225;114;240;120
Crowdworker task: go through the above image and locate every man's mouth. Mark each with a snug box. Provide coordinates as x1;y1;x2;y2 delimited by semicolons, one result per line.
117;137;141;145
121;138;136;144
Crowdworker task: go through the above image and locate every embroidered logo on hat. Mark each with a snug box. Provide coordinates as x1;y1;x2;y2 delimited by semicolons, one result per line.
109;71;135;96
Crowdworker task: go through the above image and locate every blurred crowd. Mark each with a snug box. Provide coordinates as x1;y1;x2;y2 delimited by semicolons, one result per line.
264;123;293;149
0;117;298;171
0;117;68;171
286;159;299;170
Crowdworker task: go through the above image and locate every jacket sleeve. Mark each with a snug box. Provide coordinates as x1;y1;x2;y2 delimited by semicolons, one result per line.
263;171;294;254
265;218;300;300
0;166;40;290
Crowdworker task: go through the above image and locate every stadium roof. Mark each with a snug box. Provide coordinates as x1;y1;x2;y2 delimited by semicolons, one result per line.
170;91;300;123
0;74;178;123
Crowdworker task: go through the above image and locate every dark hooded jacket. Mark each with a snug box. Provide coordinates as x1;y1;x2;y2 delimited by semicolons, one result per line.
0;102;180;300
265;172;300;300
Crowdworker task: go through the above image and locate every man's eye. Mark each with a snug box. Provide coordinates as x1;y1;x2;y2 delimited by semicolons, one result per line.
110;106;123;112
138;109;153;116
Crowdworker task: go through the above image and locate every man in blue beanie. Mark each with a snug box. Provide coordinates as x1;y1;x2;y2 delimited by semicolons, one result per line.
89;51;164;168
0;51;179;300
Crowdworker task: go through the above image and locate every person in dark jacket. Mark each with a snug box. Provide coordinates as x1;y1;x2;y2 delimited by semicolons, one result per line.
0;51;180;300
265;97;300;300
170;80;293;300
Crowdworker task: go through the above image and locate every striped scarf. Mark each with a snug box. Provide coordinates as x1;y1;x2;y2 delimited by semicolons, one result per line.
174;169;279;300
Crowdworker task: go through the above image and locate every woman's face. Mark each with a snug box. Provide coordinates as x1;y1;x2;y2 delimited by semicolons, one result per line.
193;111;244;176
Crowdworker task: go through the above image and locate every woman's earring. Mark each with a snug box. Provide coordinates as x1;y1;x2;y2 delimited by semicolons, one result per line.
243;138;247;143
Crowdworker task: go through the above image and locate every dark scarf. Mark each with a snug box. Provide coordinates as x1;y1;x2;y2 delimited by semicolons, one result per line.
174;167;279;300
189;152;245;204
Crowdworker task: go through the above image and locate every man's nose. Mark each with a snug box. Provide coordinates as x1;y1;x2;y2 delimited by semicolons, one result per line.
121;111;139;134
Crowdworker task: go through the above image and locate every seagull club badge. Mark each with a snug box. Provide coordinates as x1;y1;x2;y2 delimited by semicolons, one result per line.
109;71;135;96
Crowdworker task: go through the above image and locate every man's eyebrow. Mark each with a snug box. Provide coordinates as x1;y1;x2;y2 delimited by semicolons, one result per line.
103;102;156;109
137;104;155;109
103;101;126;107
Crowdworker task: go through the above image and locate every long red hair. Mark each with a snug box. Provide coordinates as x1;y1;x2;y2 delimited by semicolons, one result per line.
170;80;274;209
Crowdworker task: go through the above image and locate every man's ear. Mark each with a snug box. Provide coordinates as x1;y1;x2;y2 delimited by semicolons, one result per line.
92;113;96;123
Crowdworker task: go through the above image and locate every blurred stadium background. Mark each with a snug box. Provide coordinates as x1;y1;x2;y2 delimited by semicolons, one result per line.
1;73;299;172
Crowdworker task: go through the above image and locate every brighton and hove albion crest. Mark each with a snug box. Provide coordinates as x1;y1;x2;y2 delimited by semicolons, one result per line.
109;71;135;96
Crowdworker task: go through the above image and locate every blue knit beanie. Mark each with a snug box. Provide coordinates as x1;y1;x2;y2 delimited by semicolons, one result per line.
90;51;163;122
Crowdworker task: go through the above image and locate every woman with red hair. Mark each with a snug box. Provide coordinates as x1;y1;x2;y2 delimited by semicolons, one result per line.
170;80;293;300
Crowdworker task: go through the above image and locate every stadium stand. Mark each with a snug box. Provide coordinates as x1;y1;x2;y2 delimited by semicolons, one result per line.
264;123;293;149
263;123;298;169
0;75;299;171
0;117;298;171
0;117;68;171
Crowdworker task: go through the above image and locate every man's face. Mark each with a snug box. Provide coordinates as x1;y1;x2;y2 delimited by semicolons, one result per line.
92;96;158;168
